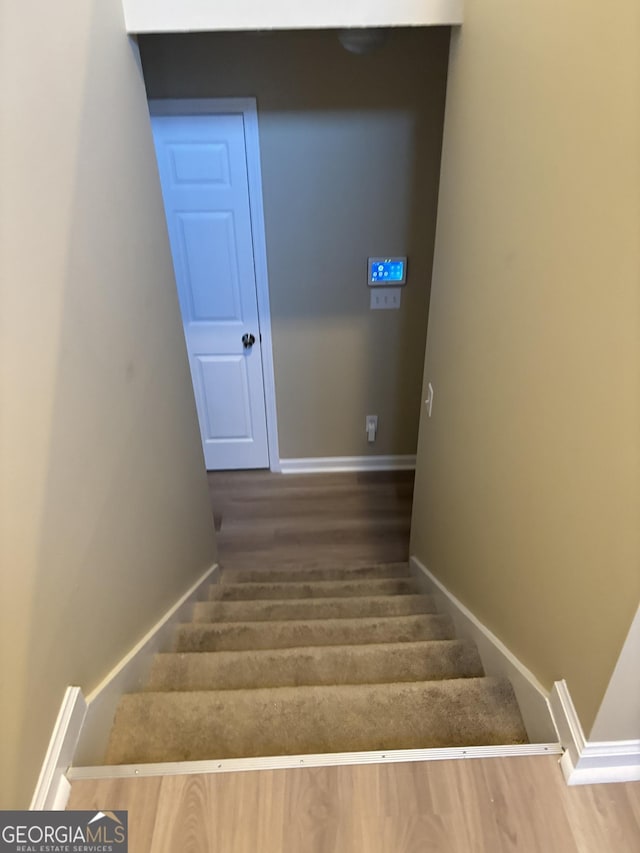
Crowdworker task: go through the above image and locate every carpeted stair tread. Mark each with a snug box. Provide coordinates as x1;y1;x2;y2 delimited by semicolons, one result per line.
104;677;528;764
174;613;455;652
208;577;417;601
221;563;412;584
146;640;485;691
193;593;437;623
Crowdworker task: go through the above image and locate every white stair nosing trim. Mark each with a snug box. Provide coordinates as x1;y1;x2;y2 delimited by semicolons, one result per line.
550;681;640;785
280;455;416;474
68;742;562;782
73;563;219;767
30;687;87;811
409;556;558;745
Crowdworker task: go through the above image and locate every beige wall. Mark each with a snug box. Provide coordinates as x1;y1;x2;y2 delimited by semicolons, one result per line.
590;606;640;742
0;2;216;808
410;0;640;735
140;29;450;458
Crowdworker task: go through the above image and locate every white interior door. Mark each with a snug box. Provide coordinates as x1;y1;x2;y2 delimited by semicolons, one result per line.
151;112;270;470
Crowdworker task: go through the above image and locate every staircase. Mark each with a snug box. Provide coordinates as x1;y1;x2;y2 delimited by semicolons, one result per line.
105;560;527;764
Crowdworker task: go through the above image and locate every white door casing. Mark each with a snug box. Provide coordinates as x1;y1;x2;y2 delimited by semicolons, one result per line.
150;100;279;470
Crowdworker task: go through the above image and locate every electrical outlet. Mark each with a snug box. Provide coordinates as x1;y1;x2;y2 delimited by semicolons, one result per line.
370;288;401;310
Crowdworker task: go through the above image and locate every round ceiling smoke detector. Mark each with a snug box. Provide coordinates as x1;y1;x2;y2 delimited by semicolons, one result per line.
338;28;390;55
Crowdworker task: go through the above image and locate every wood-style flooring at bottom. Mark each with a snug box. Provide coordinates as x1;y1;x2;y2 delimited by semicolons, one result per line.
68;755;640;853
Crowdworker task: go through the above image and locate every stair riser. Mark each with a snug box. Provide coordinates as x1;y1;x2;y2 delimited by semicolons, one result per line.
221;565;411;584
105;679;527;765
147;641;484;691
174;615;455;653
193;595;436;623
209;578;417;601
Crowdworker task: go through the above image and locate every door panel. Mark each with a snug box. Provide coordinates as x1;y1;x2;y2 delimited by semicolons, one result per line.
177;212;241;321
195;355;252;441
152;113;269;470
170;143;231;185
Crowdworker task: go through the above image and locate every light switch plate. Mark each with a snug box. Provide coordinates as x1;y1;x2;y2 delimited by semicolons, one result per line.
370;288;401;310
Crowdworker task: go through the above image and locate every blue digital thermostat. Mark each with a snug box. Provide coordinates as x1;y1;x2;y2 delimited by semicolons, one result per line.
368;257;407;286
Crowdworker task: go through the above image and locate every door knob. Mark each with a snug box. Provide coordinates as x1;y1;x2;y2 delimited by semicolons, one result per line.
242;333;256;349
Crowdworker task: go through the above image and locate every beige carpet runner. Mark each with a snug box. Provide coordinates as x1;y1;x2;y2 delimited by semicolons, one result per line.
105;562;527;764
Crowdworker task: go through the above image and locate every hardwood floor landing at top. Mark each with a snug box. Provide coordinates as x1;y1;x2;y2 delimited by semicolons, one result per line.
207;470;414;569
68;755;640;853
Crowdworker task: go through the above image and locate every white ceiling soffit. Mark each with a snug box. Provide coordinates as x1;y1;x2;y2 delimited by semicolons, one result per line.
122;0;463;34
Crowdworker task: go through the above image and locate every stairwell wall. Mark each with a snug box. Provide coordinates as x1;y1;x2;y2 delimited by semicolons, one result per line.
410;0;640;736
139;29;450;459
0;0;217;808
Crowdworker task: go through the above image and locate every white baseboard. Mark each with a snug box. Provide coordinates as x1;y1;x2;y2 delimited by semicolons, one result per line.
550;680;640;785
280;455;416;474
410;556;559;744
30;687;87;810
73;563;218;767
